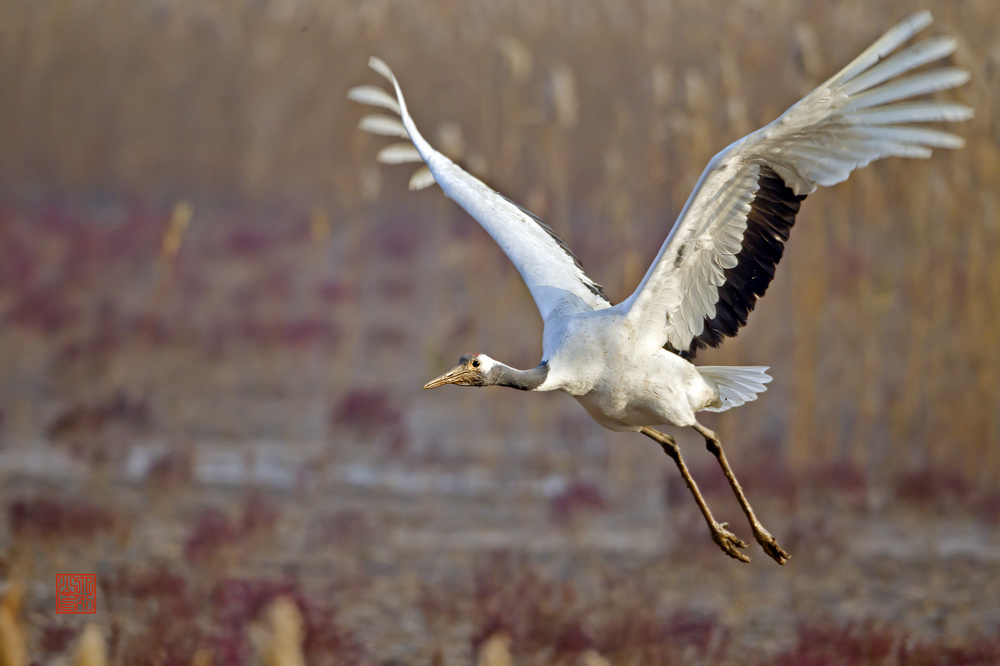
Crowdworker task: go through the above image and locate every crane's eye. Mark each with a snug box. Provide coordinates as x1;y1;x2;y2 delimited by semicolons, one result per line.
471;359;481;368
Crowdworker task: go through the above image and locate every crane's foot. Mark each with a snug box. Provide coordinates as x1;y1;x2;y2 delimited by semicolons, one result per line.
640;427;755;564
752;526;790;565
710;521;751;563
692;422;790;565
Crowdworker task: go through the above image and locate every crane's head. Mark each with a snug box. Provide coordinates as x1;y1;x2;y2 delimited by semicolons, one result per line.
422;353;496;389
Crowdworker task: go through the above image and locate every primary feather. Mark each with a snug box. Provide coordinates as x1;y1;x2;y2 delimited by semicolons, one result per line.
619;10;972;357
349;57;610;327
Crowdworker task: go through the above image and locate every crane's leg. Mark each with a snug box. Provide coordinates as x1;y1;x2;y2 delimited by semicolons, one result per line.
640;427;750;563
692;422;789;565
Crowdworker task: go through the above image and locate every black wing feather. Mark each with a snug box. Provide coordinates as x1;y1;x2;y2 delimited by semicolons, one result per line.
676;166;806;360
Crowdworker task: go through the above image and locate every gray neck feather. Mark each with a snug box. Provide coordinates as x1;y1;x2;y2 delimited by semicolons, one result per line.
489;362;549;391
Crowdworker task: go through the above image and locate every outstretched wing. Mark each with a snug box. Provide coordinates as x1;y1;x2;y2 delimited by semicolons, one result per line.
349;58;610;324
620;11;972;357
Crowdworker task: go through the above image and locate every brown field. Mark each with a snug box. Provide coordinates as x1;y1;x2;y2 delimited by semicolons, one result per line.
0;0;998;663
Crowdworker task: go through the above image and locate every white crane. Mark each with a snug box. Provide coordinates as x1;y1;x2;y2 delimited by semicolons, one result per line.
349;12;971;564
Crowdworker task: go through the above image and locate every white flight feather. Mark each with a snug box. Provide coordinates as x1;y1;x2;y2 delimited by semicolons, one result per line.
359;115;408;138
347;85;401;114
349;57;610;328
619;11;972;354
409;166;436;190
377;143;423;164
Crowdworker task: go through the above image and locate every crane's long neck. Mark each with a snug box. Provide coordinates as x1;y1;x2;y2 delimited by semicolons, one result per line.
491;361;549;391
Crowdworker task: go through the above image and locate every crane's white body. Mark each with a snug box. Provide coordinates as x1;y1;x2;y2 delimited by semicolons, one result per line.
531;308;761;430
536;308;716;429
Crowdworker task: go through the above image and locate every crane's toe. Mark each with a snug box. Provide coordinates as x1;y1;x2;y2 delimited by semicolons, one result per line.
711;522;751;563
754;528;790;565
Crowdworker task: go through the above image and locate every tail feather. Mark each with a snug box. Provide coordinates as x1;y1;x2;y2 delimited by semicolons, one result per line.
348;57;439;191
698;366;772;413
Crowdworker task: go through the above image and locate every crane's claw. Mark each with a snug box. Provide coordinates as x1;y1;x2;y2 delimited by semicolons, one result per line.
753;527;790;565
710;522;751;563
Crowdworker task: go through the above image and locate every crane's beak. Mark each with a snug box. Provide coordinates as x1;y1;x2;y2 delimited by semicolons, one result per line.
422;364;472;389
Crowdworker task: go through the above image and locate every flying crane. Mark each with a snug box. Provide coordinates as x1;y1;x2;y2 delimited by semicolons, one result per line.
349;12;971;563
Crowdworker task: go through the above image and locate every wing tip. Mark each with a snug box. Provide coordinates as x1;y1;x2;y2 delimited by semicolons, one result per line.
368;56;395;82
908;10;933;31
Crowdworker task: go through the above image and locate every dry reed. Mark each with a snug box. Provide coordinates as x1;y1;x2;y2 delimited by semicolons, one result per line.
72;624;107;666
0;582;25;666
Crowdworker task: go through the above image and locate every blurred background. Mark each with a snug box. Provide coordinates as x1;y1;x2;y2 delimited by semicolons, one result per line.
1;0;999;663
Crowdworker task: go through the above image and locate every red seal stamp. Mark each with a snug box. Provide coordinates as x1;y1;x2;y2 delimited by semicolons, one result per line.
55;574;97;614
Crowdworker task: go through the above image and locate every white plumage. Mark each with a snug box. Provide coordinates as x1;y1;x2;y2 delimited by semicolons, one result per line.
349;12;971;564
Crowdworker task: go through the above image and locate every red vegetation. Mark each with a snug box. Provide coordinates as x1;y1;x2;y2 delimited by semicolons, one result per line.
977;492;1000;525
331;390;403;432
895;466;974;506
5;286;80;333
237;492;280;537
147;448;195;488
209;578;368;664
807;460;868;498
39;625;78;655
47;390;150;440
773;620;897;665
316;279;355;303
306;510;369;548
184;494;281;563
549;480;607;525
470;553;729;663
183;508;239;563
376;221;422;260
9;497;116;540
772;620;1000;666
226;228;277;256
114;564;189;602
